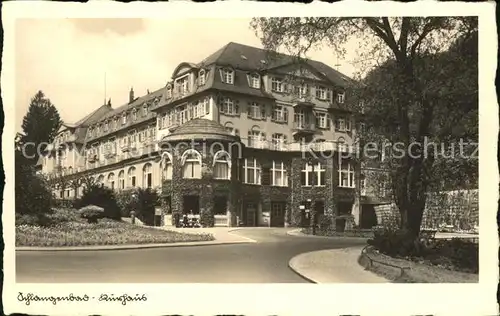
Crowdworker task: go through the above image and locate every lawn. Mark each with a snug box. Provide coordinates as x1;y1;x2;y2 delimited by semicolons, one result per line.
16;209;215;247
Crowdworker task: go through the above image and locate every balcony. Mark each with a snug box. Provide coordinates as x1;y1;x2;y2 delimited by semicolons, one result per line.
292;96;315;108
120;142;137;152
292;121;315;135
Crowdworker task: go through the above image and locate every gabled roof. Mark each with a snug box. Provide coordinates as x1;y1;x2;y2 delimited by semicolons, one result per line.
95;87;164;123
200;42;356;88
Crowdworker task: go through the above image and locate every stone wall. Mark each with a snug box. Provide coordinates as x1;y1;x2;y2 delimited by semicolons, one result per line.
374;189;479;231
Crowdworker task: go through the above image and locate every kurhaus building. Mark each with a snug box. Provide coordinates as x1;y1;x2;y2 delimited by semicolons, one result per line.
38;42;387;229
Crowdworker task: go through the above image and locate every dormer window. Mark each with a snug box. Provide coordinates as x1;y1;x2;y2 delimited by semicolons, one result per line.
220;68;234;84
143;104;148;116
175;76;189;95
249;73;260;89
114;117;119;129
104;121;109;132
132;109;137;121
198;69;206;85
337;92;345;103
96;125;101;135
166;85;172;98
122;113;127;125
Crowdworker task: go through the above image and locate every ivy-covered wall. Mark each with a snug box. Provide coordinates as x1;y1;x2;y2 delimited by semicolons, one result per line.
159;141;358;229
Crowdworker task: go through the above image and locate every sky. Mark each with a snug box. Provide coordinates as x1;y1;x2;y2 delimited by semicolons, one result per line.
15;18;362;132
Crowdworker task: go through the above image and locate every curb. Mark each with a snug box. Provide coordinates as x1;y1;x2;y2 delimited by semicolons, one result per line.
16;228;257;252
288;253;318;284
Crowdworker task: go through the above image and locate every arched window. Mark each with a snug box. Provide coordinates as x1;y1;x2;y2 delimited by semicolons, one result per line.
213;150;231;180
143;163;153;188
97;175;105;186
160;152;173;181
118;171;125;190
108;173;115;190
181;149;202;179
128;166;137;188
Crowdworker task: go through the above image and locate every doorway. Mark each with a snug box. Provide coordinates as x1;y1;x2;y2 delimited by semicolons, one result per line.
245;202;257;227
270;202;286;227
183;195;200;215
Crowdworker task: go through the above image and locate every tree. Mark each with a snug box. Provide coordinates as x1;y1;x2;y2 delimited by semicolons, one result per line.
251;17;478;237
21;91;62;165
74;183;121;220
15;143;53;215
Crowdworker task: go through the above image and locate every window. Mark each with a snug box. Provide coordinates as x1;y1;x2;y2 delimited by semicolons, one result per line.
315;112;329;129
176;104;189;125
338;159;355;188
103;121;109;132
271;105;288;122
128;167;136;188
122;114;127;125
336;117;351;132
337;92;345;103
199;70;206;85
225;126;240;136
213;151;231;180
128;131;137;147
220;98;239;115
166;85;172;98
294;84;308;98
315;86;327;99
271;133;287;150
143;104;148;116
108;173;115;190
301;162;326;186
360;174;366;196
176;76;189;94
96;125;101;135
248;130;264;147
114;118;119;129
248;102;265;119
272;161;287;186
221;68;234;84
244;158;261;184
118;170;125;190
181;149;202;179
249;73;260;89
161;153;173;180
132;109;137;121
271;77;284;92
143;163;153;188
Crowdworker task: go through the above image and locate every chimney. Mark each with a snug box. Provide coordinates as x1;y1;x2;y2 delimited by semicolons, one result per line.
107;98;112;108
129;87;134;103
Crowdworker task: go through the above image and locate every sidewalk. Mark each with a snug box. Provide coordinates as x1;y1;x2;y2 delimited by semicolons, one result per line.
289;247;388;283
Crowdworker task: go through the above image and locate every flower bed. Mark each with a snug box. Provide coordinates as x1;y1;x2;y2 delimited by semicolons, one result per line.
16;219;214;247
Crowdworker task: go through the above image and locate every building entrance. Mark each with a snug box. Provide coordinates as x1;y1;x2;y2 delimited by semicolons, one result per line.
270;202;286;227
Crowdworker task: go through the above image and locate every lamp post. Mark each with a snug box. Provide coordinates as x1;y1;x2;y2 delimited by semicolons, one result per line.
130;192;138;225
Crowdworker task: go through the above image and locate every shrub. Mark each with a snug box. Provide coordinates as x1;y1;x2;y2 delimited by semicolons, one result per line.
79;205;105;224
74;184;121;220
368;228;425;257
15;208;80;227
116;188;159;225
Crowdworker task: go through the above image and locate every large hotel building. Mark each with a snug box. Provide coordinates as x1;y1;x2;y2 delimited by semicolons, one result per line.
37;42;388;229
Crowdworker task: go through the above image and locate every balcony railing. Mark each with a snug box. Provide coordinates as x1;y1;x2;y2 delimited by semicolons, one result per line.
292;121;315;133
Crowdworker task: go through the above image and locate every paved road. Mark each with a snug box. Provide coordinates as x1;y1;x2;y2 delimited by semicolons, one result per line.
16;228;366;283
